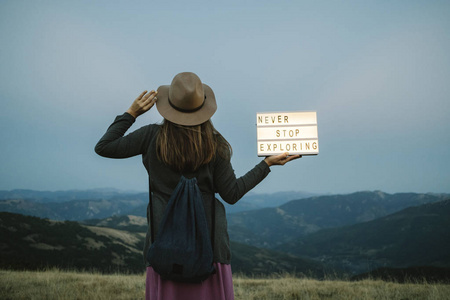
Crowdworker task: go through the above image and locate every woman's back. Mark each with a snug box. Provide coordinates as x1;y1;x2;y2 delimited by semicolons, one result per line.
95;72;300;299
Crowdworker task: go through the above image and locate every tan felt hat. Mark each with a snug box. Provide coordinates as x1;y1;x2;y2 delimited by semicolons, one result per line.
156;72;217;126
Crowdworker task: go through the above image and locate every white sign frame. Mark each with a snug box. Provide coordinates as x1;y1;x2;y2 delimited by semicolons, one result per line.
256;111;319;156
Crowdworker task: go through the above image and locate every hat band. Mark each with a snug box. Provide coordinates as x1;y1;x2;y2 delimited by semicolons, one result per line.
168;96;206;113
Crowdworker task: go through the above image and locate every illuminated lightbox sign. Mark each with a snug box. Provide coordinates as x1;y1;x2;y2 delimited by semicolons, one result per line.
257;111;319;156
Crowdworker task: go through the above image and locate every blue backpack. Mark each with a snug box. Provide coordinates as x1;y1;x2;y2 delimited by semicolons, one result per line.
146;176;216;282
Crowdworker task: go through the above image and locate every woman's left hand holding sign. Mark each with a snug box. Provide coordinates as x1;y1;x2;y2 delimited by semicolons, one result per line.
126;90;158;118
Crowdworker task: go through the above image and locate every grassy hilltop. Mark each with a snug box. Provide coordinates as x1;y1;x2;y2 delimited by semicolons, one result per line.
1;269;450;300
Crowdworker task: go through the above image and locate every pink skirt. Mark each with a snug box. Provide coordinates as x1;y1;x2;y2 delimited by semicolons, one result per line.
145;263;234;300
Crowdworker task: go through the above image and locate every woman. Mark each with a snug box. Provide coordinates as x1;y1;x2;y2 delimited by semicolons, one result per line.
95;72;300;299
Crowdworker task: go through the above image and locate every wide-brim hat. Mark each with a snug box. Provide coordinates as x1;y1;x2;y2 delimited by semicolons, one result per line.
156;72;217;126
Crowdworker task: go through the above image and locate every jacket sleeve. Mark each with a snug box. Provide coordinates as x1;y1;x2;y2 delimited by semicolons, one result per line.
95;112;152;158
213;157;271;205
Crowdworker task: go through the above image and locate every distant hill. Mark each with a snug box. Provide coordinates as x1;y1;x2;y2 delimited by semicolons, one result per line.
223;191;318;214
81;215;148;232
229;241;329;278
0;189;145;203
0;212;145;273
227;191;449;248
278;199;450;274
0;212;328;277
0;196;147;221
0;189;313;220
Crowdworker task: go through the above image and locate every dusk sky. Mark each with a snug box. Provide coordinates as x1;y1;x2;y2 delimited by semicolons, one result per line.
1;0;449;195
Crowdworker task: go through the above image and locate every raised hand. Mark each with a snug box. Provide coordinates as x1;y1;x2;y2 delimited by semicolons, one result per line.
126;90;158;118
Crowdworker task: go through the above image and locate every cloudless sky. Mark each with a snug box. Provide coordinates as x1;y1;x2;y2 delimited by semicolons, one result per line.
1;0;449;195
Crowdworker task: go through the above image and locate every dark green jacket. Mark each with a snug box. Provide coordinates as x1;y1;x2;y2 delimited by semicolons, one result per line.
95;113;271;264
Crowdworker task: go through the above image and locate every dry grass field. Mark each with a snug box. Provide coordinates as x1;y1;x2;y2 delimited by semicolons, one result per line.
1;269;449;300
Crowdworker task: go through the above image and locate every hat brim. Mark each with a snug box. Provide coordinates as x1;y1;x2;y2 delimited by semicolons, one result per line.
156;83;217;126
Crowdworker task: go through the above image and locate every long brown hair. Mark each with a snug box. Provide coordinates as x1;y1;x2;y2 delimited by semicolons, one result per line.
156;119;232;172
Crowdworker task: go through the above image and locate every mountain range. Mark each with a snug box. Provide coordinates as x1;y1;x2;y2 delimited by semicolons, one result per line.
278;199;450;274
1;189;449;278
0;212;327;277
227;191;449;248
0;189;314;220
0;188;144;203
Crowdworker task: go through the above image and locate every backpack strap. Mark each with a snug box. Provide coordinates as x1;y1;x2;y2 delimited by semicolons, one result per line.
210;180;216;255
149;176;155;243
